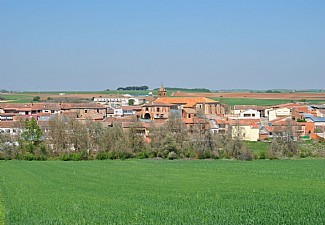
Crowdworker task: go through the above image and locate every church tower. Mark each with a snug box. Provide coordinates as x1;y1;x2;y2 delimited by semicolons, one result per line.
157;84;167;98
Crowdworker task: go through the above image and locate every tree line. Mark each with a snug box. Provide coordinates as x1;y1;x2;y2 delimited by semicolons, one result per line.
0;116;324;161
117;86;149;91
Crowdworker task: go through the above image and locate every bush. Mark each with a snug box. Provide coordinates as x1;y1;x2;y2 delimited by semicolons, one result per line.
137;151;149;159
23;153;35;161
259;150;266;159
96;151;109;160
168;151;178;160
237;149;253;161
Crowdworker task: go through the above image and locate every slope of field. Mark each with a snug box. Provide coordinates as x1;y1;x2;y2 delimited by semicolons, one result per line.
0;160;324;224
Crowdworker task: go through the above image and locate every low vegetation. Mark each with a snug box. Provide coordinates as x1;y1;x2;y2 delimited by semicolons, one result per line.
1;116;324;161
0;159;324;224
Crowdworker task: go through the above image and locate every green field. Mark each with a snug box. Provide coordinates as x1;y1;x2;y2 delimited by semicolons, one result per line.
214;98;325;106
0;94;34;103
0;159;324;224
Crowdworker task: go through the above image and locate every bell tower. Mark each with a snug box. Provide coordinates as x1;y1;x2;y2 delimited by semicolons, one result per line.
157;84;167;98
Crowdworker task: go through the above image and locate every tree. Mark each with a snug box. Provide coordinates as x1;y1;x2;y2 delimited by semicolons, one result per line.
267;120;298;158
33;96;41;101
21;118;43;153
128;99;135;106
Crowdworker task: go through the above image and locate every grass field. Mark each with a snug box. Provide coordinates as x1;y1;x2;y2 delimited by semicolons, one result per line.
0;93;34;103
0;159;324;224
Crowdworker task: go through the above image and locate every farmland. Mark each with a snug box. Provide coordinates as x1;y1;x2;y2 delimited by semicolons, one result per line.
0;159;324;224
2;90;325;105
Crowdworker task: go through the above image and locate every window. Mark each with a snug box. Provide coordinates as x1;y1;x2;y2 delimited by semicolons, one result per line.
85;110;88;113
97;109;100;113
146;107;149;111
157;107;160;112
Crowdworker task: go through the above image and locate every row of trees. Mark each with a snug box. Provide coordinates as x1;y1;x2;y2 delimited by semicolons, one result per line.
117;86;149;91
0;116;323;161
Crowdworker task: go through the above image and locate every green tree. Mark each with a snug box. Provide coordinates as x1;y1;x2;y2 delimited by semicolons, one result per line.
21;118;43;153
128;99;135;106
33;96;41;101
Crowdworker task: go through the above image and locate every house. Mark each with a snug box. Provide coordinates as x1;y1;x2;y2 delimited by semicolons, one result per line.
238;109;260;119
266;107;291;121
231;123;260;141
0;121;22;135
154;97;225;115
233;105;267;117
60;103;106;120
121;106;142;117
259;125;272;140
316;109;325;117
94;96;146;108
140;103;176;120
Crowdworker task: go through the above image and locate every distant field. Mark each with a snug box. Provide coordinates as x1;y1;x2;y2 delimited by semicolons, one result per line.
212;98;325;106
0;93;34;103
213;98;294;106
0;90;153;103
2;90;325;105
0;159;324;224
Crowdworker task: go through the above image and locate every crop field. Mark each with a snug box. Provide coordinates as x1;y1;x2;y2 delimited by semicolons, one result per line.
215;98;325;106
213;98;294;106
0;159;324;224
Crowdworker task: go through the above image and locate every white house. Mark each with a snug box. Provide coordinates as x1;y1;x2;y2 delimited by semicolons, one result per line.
231;125;260;141
266;107;291;121
239;109;260;119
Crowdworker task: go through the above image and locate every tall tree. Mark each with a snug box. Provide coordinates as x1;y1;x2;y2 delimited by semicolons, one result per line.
21;118;43;153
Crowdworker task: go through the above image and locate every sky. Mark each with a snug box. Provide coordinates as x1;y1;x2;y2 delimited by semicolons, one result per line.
1;0;324;91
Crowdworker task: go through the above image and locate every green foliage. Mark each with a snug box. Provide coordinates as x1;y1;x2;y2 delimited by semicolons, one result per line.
20;118;43;153
32;96;41;101
61;152;88;161
167;151;177;160
0;160;325;224
128;98;135;106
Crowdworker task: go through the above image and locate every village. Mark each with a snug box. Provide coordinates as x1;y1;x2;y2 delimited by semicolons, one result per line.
1;85;325;143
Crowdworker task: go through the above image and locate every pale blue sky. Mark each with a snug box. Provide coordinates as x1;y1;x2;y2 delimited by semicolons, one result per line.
1;0;324;91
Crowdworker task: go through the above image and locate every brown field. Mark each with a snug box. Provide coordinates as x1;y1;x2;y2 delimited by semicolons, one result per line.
173;91;325;100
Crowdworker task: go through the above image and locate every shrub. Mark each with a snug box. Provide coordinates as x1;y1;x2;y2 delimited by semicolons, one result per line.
23;153;35;161
237;149;253;161
259;150;266;159
137;151;149;159
96;151;109;160
168;151;178;160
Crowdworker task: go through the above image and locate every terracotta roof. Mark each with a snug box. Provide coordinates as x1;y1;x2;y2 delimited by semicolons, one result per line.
183;108;196;114
228;118;260;126
234;105;266;110
264;126;274;132
154;97;217;108
143;102;173;107
0;113;17;116
61;103;105;109
270;116;293;125
0;121;18;128
121;106;142;111
102;117;136;123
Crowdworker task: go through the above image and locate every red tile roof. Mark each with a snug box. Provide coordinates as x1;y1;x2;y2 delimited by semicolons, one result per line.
154;97;217;108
